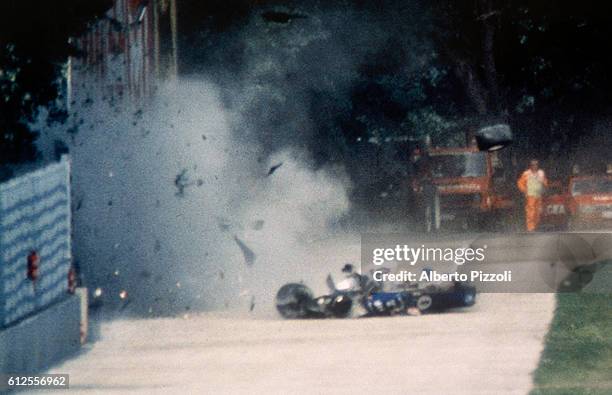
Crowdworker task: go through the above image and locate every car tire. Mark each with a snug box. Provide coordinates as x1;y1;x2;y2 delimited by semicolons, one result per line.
416;294;433;312
275;283;314;318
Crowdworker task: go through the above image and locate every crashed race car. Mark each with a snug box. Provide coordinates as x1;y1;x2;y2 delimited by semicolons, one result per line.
275;265;476;319
364;282;476;316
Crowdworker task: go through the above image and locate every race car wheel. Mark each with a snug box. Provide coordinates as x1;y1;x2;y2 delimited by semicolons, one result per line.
275;283;314;318
416;294;433;312
330;294;353;318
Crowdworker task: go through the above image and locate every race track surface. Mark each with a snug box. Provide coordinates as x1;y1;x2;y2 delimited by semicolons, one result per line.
39;293;555;395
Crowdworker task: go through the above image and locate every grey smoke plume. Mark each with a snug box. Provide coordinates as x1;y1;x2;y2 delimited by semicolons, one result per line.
37;79;351;316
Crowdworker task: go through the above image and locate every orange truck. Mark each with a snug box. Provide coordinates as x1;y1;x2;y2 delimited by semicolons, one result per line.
412;146;515;232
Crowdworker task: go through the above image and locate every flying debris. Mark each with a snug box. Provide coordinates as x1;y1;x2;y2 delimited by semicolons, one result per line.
174;169;189;197
267;162;283;176
233;235;256;265
217;218;231;232
174;168;202;196
119;290;128;300
94;288;103;298
249;296;256;312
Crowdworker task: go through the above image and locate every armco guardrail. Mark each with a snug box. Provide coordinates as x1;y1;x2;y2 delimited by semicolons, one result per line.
0;156;72;328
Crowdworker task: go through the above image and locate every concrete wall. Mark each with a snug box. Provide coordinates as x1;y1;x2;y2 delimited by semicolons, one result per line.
0;157;72;328
0;295;81;374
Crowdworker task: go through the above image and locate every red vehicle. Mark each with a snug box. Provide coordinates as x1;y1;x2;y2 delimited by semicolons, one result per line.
540;181;569;230
412;146;515;231
567;175;612;230
540;174;612;231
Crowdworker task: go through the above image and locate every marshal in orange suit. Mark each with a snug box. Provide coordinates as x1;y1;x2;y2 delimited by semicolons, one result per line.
517;159;548;231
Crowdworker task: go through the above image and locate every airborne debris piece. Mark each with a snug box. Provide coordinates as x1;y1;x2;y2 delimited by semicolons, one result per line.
249;296;256;312
119;290;128;299
217;217;231;232
174;168;201;196
233;236;256;265
94;287;103;298
174;169;189;197
267;162;283;176
251;220;265;230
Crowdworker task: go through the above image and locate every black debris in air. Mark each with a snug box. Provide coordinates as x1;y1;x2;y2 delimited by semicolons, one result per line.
267;162;283;176
251;220;265;230
174;169;189;197
233;235;256;266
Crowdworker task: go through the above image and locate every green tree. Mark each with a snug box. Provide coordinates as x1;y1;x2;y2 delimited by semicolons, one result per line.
0;0;111;164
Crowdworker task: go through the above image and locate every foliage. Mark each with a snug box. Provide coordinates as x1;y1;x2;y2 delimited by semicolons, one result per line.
0;0;111;164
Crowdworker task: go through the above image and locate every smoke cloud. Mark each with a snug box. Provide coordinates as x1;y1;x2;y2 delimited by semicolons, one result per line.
37;79;351;317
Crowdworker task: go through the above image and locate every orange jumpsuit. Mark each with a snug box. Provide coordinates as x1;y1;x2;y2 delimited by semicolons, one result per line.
517;169;548;231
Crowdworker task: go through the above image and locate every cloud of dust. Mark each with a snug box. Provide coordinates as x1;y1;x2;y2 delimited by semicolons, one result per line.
36;79;351;317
